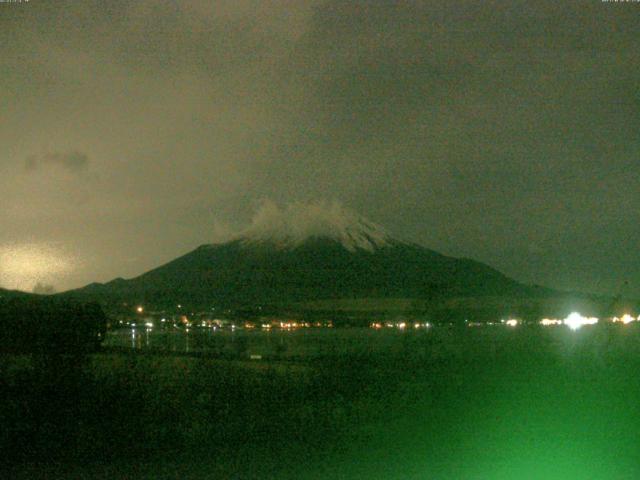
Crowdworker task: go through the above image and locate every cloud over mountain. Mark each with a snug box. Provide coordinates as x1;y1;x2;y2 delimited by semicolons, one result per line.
239;200;390;252
25;151;90;173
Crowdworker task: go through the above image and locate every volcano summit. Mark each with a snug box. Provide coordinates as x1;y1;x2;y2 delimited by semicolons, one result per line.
64;202;557;318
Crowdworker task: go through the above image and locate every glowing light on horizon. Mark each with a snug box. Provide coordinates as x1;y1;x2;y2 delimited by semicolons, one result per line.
564;312;598;330
540;318;562;326
0;242;76;291
505;319;518;327
612;314;635;325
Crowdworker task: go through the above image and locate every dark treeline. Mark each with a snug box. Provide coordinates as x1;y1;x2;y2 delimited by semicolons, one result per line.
0;296;107;354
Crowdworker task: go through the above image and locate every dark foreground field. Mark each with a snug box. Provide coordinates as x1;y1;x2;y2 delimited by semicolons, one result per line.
2;325;640;479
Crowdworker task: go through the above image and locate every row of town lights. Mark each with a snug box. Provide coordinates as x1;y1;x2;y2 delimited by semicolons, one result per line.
505;312;639;330
368;313;639;330
133;305;637;332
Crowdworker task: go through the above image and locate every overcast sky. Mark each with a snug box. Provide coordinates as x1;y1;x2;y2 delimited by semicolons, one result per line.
1;0;639;296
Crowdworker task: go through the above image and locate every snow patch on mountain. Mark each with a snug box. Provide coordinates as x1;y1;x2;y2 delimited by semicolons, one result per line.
238;200;391;252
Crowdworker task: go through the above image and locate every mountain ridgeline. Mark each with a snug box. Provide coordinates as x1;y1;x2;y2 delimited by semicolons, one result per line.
0;288;33;301
65;233;554;315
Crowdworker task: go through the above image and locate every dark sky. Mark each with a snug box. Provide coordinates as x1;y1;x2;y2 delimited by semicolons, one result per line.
1;0;639;296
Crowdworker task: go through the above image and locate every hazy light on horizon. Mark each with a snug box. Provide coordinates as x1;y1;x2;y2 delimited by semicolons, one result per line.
0;243;76;292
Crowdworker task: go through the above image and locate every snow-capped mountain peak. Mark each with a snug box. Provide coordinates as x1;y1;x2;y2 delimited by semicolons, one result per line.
238;200;391;252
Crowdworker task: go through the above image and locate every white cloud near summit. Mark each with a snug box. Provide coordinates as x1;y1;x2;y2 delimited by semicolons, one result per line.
240;200;390;251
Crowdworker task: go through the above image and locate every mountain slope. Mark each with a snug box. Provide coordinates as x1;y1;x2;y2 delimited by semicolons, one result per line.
62;203;565;313
0;288;34;301
64;235;542;309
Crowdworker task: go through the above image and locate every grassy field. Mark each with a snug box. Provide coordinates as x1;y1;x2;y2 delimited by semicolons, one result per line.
2;324;640;479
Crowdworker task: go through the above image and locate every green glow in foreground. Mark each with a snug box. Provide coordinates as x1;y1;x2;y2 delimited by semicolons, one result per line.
291;327;640;480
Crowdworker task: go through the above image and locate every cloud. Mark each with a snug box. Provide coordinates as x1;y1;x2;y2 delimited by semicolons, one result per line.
32;282;56;295
239;199;389;251
25;151;90;173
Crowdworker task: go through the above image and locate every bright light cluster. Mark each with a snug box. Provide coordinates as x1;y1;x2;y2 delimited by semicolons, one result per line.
612;314;636;325
563;312;598;330
540;318;562;326
505;319;519;327
369;322;431;330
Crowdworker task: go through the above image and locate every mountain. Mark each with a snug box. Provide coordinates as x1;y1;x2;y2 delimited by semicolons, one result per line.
62;203;561;317
0;288;34;302
70;237;540;307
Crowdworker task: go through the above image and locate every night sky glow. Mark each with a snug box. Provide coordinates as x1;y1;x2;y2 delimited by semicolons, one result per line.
1;1;639;295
